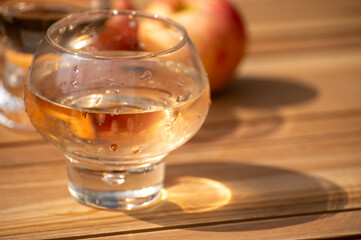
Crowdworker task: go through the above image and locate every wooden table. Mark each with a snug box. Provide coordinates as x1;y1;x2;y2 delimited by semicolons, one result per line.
1;0;361;239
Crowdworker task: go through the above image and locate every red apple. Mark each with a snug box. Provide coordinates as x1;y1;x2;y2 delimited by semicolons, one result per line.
111;0;134;10
92;0;138;51
144;0;247;94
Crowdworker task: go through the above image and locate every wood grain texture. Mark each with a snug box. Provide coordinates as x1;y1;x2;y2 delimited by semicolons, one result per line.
231;0;361;53
1;137;360;239
1;0;361;239
87;210;361;240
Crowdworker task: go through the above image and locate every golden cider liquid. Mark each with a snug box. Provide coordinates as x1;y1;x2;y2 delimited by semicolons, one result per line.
25;60;210;163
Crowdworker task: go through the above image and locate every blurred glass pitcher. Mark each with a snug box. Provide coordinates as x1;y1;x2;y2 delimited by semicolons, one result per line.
0;0;112;131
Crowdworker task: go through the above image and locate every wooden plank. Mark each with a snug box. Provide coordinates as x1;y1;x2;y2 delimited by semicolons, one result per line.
85;210;361;240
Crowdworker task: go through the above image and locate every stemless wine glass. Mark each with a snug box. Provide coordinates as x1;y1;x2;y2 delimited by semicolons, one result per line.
25;10;210;210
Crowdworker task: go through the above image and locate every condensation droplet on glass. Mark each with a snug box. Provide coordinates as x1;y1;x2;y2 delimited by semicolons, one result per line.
72;80;79;88
128;12;135;20
132;146;141;154
81;25;90;34
173;114;178;123
106;78;114;87
113;108;121;115
114;88;120;94
171;112;182;124
112;9;118;16
68;24;74;31
165;108;171;116
96;96;102;105
110;144;118;152
105;89;111;94
176;95;183;102
73;65;79;74
87;139;92;144
82;111;88;119
59;26;66;34
139;69;152;81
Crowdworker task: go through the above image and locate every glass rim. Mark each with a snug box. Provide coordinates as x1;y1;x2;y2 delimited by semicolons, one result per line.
46;9;190;60
0;0;82;10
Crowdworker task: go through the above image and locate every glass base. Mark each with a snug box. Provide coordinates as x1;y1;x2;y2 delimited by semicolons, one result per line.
0;81;34;131
68;182;162;210
66;156;165;210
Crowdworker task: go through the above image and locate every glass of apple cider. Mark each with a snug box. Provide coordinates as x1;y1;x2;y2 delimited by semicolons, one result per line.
24;10;210;210
0;0;112;131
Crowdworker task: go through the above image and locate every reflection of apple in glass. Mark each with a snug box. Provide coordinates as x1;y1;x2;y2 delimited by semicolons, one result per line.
144;0;247;94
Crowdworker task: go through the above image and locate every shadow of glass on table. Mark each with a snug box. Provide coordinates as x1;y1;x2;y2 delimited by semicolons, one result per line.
192;76;318;143
127;161;348;232
225;76;318;109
